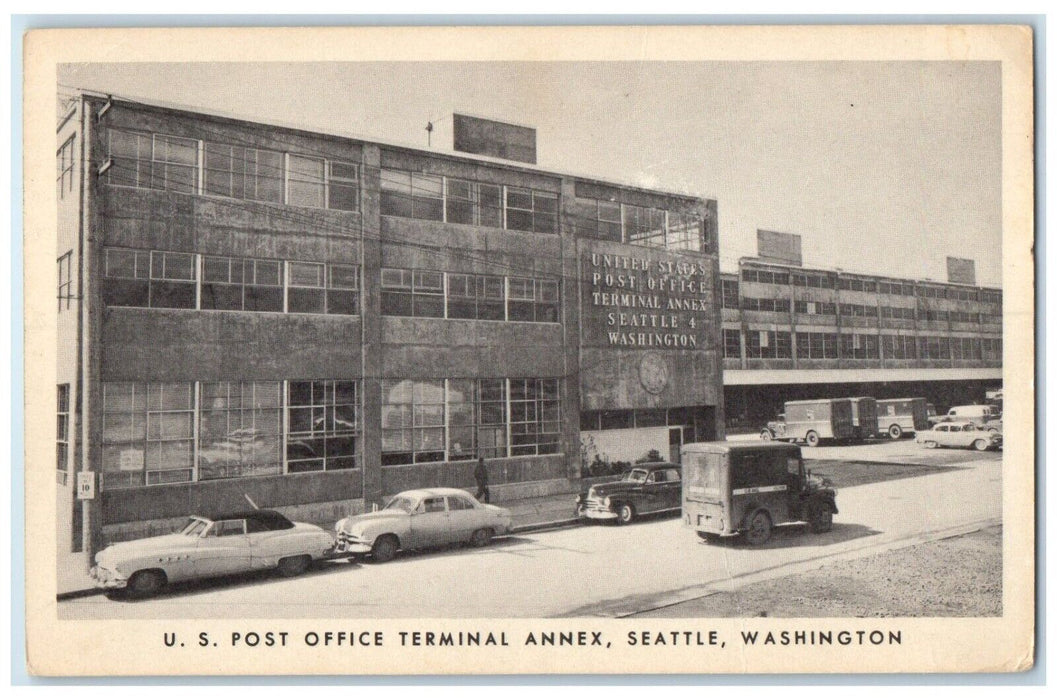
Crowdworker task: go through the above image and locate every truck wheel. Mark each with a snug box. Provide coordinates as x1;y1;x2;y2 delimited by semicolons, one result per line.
973;439;990;452
370;535;399;563
276;555;310;578
888;424;903;440
615;503;636;525
805;431;820;448
743;510;772;545
759;429;773;441
127;569;166;598
809;502;834;533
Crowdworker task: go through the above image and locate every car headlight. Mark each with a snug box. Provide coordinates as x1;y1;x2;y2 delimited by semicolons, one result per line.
602;496;611;507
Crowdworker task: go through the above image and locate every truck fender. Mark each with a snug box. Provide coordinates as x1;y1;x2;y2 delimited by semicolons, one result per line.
738;503;765;530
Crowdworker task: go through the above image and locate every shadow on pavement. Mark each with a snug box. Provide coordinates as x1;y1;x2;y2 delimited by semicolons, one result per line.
697;522;880;551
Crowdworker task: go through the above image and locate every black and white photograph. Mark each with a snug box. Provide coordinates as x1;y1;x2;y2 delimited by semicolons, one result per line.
23;24;1034;676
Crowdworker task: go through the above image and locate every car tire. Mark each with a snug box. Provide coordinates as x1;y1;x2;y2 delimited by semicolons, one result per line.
470;528;494;548
759;429;773;441
615;503;635;525
127;569;166;598
809;502;834;533
276;555;311;578
743;510;772;546
888;424;903;440
924;440;938;449
370;535;399;563
973;439;990;452
805;431;820;448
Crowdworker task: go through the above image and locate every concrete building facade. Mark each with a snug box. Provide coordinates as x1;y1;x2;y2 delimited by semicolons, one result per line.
55;95;724;561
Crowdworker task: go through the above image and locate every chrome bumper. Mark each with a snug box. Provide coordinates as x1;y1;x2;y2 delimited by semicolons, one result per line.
90;566;127;589
334;534;373;555
577;505;618;520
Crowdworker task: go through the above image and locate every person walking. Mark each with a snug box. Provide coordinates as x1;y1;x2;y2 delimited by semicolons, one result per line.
474;457;491;504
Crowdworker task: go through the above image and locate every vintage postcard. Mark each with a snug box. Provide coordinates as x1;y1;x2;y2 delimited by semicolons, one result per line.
22;24;1034;676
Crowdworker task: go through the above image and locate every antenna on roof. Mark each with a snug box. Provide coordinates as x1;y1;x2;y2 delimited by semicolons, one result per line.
425;120;434;147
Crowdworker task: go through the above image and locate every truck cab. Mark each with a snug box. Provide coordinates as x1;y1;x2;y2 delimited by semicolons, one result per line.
681;441;838;545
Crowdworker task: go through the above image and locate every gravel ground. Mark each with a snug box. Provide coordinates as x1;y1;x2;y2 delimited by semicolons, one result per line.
636;525;1002;618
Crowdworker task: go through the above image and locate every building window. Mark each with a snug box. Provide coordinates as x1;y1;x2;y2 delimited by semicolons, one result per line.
380;268;444;318
380;169;443;221
721;280;740;309
327;161;360;212
381;380;446;465
57;384;70;483
506;187;558;234
286;380;359;472
286;154;326;208
507;278;560;323
151;135;198;194
883;334;918;360
745;330;791;359
447;379;508;461
198;381;283;480
669;211;707;251
509;378;561;456
919;336;951;360
57;135;75;199
840;333;879;359
102;382;195;489
57;251;73;311
103;248;196;309
624;205;667;248
203;142;284;203
201;256;284;312
723;329;741;359
106;130;153;189
445;178;502;227
288;262;359;315
447;273;506;320
742;297;790;313
596;201;623;242
796;332;839;359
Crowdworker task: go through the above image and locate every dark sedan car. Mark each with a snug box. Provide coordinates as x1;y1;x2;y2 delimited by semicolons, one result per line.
575;463;682;525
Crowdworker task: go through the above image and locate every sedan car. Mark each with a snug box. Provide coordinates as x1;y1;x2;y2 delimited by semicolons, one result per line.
90;510;335;597
575;463;682;525
334;488;512;562
915;421;1002;451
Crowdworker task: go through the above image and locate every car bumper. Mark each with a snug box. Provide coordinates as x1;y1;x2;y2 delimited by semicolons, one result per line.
577;505;618;520
334;535;374;555
89;566;127;589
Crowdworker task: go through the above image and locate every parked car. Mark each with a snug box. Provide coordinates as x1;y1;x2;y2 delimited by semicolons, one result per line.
334;488;512;562
575;463;682;525
915;421;1003;451
760;399;855;447
877;397;930;439
681;441;838;545
90;510;335;597
928;404;1000;428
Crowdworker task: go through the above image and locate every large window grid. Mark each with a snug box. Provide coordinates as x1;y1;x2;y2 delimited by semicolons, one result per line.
745;330;791;359
286;381;359;472
102;379;361;490
723;328;742;359
792;273;835;289
104;247;359;316
742;297;790;313
107;129;360;213
950;337;983;361
506;187;558;234
583;199;708;252
881;306;916;320
840;333;880;359
381;378;561;466
796;332;839;359
882;335;918;360
445;178;502;228
794;300;836;316
381;267;560;323
919;336;951;360
741;269;790;285
839;303;878;318
721;280;740;309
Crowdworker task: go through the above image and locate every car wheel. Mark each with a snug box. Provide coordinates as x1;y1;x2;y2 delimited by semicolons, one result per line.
805;431;820;448
744;510;772;546
470;528;494;548
759;429;773;441
276;555;311;578
888;424;903;440
370;535;399;563
973;439;990;452
809;502;834;533
615;503;635;525
127;569;166;598
923;440;938;449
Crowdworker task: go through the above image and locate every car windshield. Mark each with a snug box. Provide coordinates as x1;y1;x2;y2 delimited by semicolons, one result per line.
179;517;211;536
383;496;416;513
622;469;649;484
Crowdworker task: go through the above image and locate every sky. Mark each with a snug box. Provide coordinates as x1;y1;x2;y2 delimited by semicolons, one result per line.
58;60;1003;286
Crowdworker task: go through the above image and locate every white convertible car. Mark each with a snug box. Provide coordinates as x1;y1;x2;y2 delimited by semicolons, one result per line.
334;488;512;562
91;510;335;597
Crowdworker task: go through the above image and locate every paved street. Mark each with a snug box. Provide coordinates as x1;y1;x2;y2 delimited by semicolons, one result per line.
59;441;1001;619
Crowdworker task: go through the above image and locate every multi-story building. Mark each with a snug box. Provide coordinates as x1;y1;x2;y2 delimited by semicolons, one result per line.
55;95;725;564
720;242;1002;428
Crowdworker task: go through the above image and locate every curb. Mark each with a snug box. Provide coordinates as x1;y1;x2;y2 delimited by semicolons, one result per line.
57;587;103;602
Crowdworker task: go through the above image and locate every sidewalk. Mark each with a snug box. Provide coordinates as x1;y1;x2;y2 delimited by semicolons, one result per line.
57;486;586;599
